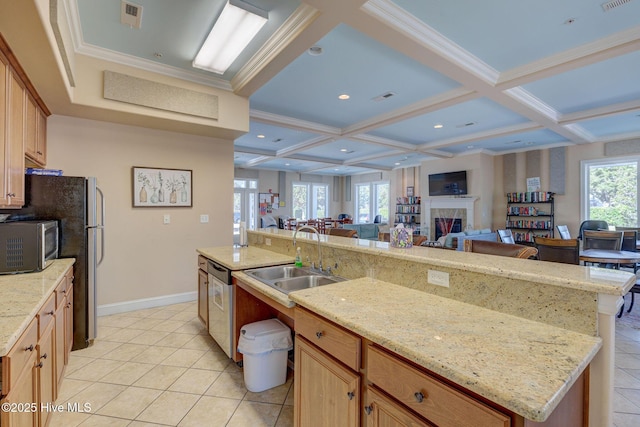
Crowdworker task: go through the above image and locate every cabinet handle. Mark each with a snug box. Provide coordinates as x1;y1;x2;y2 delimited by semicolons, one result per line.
37;151;43;155
315;331;323;339
364;405;372;415
47;310;54;316
347;391;355;400
41;353;48;359
37;362;43;368
25;344;34;352
414;392;425;403
7;193;15;197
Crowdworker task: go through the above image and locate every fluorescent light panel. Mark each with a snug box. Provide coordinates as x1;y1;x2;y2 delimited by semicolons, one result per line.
193;0;268;75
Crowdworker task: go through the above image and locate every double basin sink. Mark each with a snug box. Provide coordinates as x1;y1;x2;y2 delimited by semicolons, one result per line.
244;264;344;294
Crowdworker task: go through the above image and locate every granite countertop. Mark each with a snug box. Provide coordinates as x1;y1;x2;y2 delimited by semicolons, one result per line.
196;246;294;271
251;228;635;295
288;278;602;422
0;258;75;356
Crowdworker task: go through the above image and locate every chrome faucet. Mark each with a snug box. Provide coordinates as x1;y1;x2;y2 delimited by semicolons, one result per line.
293;225;323;272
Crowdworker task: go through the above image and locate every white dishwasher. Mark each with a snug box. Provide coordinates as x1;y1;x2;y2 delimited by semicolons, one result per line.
207;259;233;358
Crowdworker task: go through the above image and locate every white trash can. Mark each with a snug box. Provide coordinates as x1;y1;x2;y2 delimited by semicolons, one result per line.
237;318;293;392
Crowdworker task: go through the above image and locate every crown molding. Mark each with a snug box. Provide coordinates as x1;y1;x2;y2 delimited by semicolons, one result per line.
250;109;342;136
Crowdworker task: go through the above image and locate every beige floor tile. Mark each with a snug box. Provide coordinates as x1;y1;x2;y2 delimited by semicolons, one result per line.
49;410;91;427
284;382;294;406
65;358;122;382
95;386;163;419
173;321;208;335
130;345;177;365
77;414;132;426
159;348;206;367
151;319;186;332
614;412;640;427
226;400;282;427
127;317;165;330
148;310;179;320
191;349;232;371
97;326;121;339
169;311;198;322
133;364;187;390
72;340;122;359
64;382;127;412
275;405;294;427
155;332;195;348
56;378;94;403
100;327;144;343
98;361;155;386
245;377;293;405
128;422;171;427
168;368;221;394
205;369;247;399
181;334;219;351
136;391;200;425
129;329;170;346
98;315;139;328
65;355;96;376
169;302;196;311
178;396;240;427
101;343;150;361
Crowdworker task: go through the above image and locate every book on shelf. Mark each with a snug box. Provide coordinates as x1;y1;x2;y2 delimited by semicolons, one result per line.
506;192;553;203
25;168;64;176
396;196;421;205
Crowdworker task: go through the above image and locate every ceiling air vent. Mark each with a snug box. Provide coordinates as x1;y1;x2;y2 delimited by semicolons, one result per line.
602;0;632;11
121;1;143;29
372;92;396;102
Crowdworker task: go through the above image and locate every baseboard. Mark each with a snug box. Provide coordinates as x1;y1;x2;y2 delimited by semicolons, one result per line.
97;291;197;316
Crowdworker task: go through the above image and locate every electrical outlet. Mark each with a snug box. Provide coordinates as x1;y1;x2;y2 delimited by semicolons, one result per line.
428;270;449;287
163;214;170;225
265;238;271;246
200;214;209;223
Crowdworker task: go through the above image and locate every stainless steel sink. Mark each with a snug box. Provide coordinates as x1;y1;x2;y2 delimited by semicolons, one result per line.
244;264;343;294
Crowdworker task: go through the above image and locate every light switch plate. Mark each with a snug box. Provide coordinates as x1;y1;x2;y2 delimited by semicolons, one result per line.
200;214;209;223
163;214;170;224
428;270;449;287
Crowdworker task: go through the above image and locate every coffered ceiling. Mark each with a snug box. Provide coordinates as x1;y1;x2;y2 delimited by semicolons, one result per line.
64;0;640;174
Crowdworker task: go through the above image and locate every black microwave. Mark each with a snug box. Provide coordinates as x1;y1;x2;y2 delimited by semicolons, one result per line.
0;220;59;274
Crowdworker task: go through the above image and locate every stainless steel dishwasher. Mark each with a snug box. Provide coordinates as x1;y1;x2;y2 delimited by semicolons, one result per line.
207;259;233;358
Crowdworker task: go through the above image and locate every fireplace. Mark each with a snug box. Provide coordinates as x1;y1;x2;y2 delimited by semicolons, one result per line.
434;218;462;240
424;196;478;240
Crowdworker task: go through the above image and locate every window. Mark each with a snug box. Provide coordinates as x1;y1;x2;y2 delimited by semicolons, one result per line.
581;158;639;227
355;181;389;223
234;179;258;241
292;183;328;219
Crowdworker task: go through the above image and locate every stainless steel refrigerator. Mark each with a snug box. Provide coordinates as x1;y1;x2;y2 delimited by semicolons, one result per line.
14;174;105;350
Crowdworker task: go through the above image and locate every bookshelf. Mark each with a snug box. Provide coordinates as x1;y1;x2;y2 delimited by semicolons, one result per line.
395;196;421;233
505;192;554;244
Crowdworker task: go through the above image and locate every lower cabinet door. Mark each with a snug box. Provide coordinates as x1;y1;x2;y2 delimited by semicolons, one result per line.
38;323;56;427
1;353;38;427
365;386;434;427
294;336;360;427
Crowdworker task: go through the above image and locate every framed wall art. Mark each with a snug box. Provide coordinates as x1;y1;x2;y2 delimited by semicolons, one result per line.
132;166;192;207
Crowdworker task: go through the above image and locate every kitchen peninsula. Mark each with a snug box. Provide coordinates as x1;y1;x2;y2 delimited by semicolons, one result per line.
196;229;634;426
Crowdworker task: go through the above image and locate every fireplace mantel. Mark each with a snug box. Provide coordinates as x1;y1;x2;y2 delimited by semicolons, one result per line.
424;196;478;240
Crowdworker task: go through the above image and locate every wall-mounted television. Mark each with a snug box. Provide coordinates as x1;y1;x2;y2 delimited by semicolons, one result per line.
428;170;468;196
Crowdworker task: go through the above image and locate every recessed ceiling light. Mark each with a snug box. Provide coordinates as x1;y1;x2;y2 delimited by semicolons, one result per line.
394;162;401;166
433;124;443;129
308;46;323;56
338;94;350;100
340;148;354;153
285;163;290;166
467;145;474;149
257;134;265;138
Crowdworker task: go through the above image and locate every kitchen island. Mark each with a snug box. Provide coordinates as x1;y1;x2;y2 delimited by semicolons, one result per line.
198;229;634;426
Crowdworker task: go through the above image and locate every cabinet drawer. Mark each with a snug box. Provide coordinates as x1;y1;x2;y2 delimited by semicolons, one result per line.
295;308;361;371
4;317;38;392
55;275;69;309
367;345;510;427
37;293;56;338
198;255;207;270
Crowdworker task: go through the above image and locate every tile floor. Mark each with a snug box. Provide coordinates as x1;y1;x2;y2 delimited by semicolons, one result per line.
50;301;293;427
49;298;640;426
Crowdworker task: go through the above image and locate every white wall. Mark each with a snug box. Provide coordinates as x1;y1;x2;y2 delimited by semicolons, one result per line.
47;115;234;309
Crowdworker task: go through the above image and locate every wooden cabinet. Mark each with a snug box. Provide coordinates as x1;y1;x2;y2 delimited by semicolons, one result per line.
197;255;208;328
0;264;75;427
294;336;360;427
0;34;49;208
294;307;361;427
365;386;434;427
367;345;510;427
0;49;25;208
25;92;46;166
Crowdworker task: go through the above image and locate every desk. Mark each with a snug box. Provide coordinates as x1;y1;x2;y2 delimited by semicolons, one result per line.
579;249;640;265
